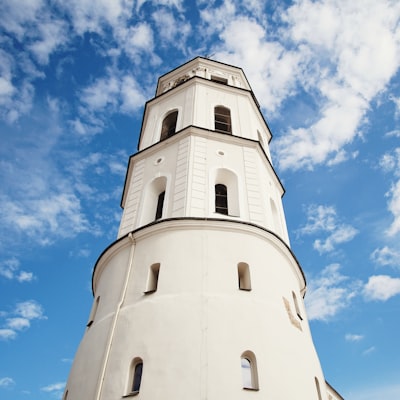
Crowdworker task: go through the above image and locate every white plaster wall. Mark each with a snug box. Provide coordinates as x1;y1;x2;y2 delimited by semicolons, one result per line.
119;130;288;243
140;78;271;151
65;221;326;399
65;58;334;400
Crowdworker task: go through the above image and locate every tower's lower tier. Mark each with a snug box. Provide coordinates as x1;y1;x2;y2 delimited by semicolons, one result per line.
64;218;328;400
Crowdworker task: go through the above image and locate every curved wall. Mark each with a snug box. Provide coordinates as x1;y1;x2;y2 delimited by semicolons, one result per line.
65;220;326;400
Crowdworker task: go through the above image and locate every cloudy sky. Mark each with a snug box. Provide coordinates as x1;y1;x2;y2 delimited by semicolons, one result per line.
1;0;400;399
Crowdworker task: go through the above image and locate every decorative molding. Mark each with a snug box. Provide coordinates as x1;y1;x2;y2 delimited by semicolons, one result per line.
283;296;302;331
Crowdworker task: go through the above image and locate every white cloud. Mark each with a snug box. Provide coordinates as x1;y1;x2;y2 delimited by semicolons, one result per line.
16;271;35;283
41;382;65;392
0;300;46;340
15;300;46;320
380;151;399;173
56;0;132;35
0;48;35;123
0;329;17;341
299;204;358;253
273;0;400;170
345;333;364;342
314;225;359;253
152;9;191;49
28;18;68;65
305;264;359;321
0;258;19;280
0;2;69;124
115;22;157;63
0;0;45;40
0;193;91;244
386;180;400;236
75;69;146;136
380;148;400;175
199;0;237;36
120;75;146;114
371;246;400;268
386;129;400;137
362;346;376;356
390;95;400;119
0;257;35;283
6;317;30;331
0;377;15;388
363;275;400;301
81;75;120;112
213;16;301;114
379;148;400;236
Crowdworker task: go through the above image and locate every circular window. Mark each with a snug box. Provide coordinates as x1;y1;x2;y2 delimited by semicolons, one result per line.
154;157;165;165
217;150;225;156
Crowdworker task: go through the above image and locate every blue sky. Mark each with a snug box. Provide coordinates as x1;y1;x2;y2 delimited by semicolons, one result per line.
1;0;400;399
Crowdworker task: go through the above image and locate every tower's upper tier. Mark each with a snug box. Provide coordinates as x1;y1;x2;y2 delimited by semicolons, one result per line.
156;57;252;95
137;57;272;152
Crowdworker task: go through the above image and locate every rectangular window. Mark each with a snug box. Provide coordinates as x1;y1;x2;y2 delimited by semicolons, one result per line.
145;263;160;294
214;106;232;133
238;263;251;291
215;184;228;215
155;191;165;220
211;75;228;85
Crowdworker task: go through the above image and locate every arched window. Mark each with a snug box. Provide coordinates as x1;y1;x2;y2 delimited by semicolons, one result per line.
241;351;259;390
161;110;178;140
214;106;231;134
315;377;322;400
213;168;240;217
155;191;165;220
129;358;143;395
292;291;303;320
87;296;100;327
215;184;228;215
141;176;167;225
145;263;160;294
238;263;251;291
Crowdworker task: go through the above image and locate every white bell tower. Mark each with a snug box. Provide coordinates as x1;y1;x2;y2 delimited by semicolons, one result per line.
63;57;343;400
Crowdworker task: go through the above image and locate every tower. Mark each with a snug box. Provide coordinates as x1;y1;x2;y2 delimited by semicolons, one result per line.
64;58;343;400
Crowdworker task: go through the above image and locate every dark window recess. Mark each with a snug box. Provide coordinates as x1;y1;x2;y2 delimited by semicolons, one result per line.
214;106;232;134
155;191;165;220
238;263;251;291
132;362;143;393
161;111;178;140
211;75;228;85
215;184;228;215
145;263;160;294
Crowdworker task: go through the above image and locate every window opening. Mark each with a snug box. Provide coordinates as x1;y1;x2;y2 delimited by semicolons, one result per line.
238;263;251;291
292;291;303;320
215;184;228;215
241;351;259;390
214;106;232;133
145;263;160;294
63;390;68;400
211;75;228;85
160;111;178;140
155;191;165;220
315;377;322;400
130;360;143;394
87;296;100;327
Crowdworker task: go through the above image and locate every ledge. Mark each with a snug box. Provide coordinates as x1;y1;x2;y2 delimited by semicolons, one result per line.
122;391;139;398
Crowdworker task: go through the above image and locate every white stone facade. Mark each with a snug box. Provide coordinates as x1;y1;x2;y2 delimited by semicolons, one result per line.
63;57;343;400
